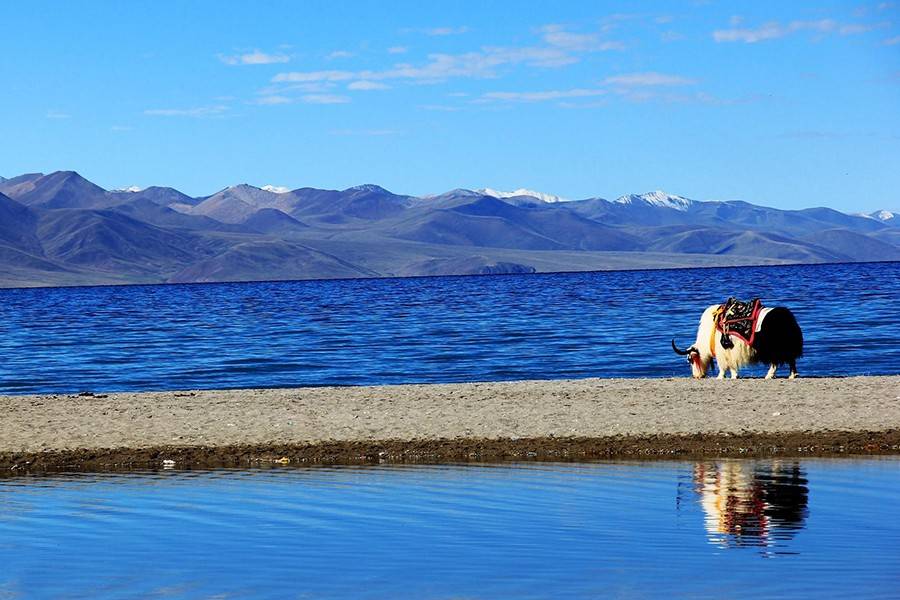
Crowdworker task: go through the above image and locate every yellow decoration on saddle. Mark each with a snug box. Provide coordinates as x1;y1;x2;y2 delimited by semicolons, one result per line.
709;305;724;358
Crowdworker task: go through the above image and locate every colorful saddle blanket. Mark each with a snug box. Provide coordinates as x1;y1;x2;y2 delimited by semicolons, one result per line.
716;297;764;346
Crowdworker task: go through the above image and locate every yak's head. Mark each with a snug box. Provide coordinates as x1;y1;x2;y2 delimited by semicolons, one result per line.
672;339;711;379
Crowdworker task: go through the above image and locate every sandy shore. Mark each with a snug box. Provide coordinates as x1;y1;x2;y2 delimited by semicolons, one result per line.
2;376;899;471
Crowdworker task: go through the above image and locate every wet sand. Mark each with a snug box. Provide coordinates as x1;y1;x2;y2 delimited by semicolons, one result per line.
2;376;898;472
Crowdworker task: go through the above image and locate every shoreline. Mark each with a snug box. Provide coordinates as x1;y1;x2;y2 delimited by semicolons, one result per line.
2;258;896;291
2;376;898;473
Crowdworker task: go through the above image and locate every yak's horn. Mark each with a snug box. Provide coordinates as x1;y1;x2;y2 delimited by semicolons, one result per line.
671;339;690;355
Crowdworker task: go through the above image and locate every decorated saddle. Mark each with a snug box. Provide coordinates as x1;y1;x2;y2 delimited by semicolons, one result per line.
716;297;764;347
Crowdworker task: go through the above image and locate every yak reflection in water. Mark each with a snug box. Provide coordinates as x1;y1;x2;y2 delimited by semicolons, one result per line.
689;461;809;548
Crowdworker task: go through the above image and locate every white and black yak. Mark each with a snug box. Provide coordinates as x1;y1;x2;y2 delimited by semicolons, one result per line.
672;300;803;380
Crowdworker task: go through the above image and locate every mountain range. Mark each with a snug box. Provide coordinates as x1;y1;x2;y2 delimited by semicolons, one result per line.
0;171;897;287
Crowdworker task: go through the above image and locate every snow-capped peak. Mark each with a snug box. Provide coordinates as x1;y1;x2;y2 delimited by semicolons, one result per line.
478;188;569;203
262;185;290;194
856;209;898;222
112;185;143;193
615;190;693;211
347;184;390;194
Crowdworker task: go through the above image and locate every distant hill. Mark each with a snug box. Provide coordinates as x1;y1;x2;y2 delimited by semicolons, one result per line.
0;171;897;287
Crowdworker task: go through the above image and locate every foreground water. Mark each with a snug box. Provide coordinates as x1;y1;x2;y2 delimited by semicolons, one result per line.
1;458;898;599
0;262;897;394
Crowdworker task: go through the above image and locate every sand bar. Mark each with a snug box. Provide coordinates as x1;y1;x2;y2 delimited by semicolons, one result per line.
2;376;899;472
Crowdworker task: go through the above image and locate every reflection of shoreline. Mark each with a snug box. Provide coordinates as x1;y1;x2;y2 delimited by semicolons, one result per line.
694;461;809;548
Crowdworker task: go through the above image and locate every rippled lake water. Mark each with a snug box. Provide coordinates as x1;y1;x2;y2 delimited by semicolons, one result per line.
1;458;898;599
0;262;897;394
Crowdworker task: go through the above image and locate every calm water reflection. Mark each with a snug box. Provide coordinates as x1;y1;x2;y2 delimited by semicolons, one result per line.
1;458;898;599
688;461;808;550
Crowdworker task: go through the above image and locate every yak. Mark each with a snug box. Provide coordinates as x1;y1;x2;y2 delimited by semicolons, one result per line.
672;300;803;380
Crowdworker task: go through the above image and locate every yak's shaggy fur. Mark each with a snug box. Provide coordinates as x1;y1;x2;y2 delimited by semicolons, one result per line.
752;307;803;378
678;304;803;379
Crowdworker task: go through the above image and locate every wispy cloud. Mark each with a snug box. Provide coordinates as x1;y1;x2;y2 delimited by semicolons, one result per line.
273;70;355;83
264;25;622;107
273;30;619;87
110;125;133;132
259;82;336;94
327;50;355;59
479;88;607;103
219;50;290;65
713;18;886;43
885;35;900;46
144;105;229;117
661;31;686;42
254;95;293;105
604;72;697;86
424;26;470;36
46;110;70;119
477;72;698;104
300;94;350;104
347;80;391;90
387;46;408;54
539;24;625;51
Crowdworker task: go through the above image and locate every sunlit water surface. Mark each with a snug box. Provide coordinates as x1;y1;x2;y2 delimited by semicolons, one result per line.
0;262;897;394
1;458;899;599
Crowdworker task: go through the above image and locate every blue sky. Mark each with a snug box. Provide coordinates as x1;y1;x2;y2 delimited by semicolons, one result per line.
1;0;898;211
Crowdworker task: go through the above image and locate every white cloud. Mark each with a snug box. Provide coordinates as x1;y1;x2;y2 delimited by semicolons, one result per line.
110;125;133;131
255;95;293;105
269;26;621;97
387;46;408;54
539;24;624;51
219;50;290;65
274;43;597;87
46;110;70;119
273;70;355;82
885;35;900;45
713;18;883;43
327;50;355;59
144;105;229;117
424;26;469;36
478;71;699;105
259;82;336;94
604;72;697;86
347;80;391;90
300;94;350;104
480;88;607;102
714;21;794;43
661;31;686;42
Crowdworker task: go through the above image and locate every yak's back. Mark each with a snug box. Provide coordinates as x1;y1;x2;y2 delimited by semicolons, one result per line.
752;307;804;364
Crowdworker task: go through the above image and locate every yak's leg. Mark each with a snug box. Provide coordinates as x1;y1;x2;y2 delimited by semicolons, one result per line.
765;364;777;379
716;361;726;379
788;359;798;379
730;367;739;380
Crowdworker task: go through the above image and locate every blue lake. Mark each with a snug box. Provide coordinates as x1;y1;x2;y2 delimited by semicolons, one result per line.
0;262;897;394
1;458;899;599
